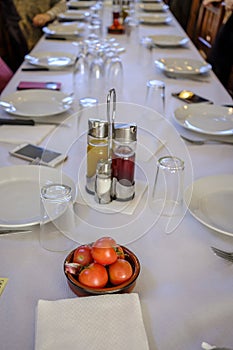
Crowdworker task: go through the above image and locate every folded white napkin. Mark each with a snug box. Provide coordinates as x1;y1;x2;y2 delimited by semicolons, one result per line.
0;124;55;144
77;179;148;215
35;293;149;350
137;133;165;162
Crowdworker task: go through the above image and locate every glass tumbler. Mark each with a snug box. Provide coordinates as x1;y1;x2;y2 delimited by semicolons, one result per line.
145;79;166;115
151;156;184;217
40;184;75;252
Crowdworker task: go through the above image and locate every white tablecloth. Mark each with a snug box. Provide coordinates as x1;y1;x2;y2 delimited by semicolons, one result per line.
0;3;233;350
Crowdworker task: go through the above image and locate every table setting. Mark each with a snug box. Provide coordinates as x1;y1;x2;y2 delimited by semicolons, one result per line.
0;1;233;350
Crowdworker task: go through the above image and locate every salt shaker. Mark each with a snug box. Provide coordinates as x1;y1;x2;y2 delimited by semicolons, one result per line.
112;123;137;201
95;159;112;204
86;119;109;194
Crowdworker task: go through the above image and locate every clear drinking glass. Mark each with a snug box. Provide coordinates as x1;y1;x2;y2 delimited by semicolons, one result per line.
151;156;184;217
145;79;166;115
40;184;75;252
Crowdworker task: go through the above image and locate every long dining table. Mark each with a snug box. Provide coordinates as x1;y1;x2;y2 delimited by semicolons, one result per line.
0;2;233;350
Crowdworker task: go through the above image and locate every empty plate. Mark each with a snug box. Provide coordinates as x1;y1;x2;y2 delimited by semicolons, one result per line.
25;51;76;69
0;90;73;118
185;174;233;236
43;22;85;36
58;10;90;21
146;35;189;47
138;13;172;24
67;1;96;8
139;3;169;11
155;57;212;76
174;104;233;135
0;165;76;228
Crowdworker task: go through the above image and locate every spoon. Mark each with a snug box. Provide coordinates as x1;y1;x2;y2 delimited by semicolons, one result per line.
0;101;16;112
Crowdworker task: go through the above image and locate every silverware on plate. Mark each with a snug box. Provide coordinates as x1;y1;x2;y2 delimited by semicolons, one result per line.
181;135;233;145
202;341;233;350
0;229;32;235
211;246;233;263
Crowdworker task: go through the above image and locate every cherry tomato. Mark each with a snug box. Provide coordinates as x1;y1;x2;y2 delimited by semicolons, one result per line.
109;259;133;285
73;245;93;266
78;263;108;288
91;237;118;265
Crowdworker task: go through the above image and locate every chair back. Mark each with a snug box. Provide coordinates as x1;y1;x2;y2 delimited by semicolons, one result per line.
194;1;225;59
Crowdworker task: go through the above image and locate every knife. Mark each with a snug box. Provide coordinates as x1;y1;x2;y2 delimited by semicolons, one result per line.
45;36;67;41
21;67;50;71
0;118;61;126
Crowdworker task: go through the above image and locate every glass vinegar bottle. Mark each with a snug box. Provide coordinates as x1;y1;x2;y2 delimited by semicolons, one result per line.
112;123;137;201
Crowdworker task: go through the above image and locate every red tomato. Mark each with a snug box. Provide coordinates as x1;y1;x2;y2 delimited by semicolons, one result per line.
78;263;108;288
109;259;133;285
91;237;118;265
73;245;93;266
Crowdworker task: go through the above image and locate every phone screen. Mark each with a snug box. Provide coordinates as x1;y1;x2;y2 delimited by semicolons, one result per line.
14;144;62;163
172;90;212;103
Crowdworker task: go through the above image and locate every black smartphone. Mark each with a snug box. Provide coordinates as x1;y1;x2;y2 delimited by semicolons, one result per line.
172;90;212;104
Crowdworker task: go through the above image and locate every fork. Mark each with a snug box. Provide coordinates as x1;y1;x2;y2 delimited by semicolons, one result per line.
211;246;233;263
181;135;233;145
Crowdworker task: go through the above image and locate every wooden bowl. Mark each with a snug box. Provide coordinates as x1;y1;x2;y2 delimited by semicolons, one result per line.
64;245;140;297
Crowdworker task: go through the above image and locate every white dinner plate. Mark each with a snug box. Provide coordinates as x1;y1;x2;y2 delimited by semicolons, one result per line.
147;35;189;47
58;10;90;21
1;90;72;118
139;3;169;11
43;22;85;36
25;51;76;68
138;13;172;24
174;104;233;135
67;1;96;8
155;57;212;76
184;175;233;236
0;165;76;228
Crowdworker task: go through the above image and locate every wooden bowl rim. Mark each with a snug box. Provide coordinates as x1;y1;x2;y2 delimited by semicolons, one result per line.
64;245;140;294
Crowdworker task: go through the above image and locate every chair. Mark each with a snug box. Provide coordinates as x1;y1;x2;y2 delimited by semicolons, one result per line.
186;0;202;39
194;1;225;59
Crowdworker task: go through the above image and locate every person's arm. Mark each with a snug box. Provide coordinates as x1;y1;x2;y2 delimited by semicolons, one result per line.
33;0;66;27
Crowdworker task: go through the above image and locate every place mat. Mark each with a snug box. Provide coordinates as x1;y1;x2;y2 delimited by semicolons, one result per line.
0;124;55;144
35;293;149;350
77;179;148;215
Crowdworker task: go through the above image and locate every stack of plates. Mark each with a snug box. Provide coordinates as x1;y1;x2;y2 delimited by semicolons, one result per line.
138;13;172;24
155;57;212;78
174;104;233;136
67;1;96;9
185;174;233;236
144;35;189;47
58;10;90;21
139;3;169;12
43;22;85;38
0;90;73;118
